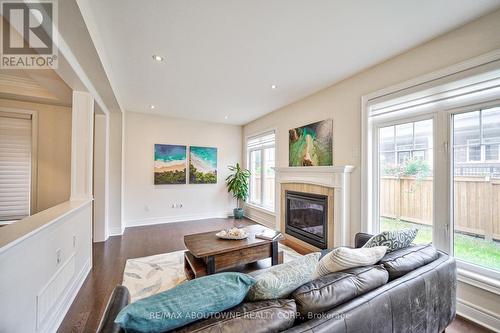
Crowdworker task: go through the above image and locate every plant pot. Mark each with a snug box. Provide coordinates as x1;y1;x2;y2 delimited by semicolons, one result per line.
233;208;244;219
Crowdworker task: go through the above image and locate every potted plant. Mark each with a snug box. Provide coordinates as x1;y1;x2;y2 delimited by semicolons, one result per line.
226;163;250;219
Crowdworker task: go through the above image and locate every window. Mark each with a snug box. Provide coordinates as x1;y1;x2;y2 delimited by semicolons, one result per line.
0;112;33;222
455;110;500;164
453;107;500;272
378;119;434;245
363;58;500;279
379;119;433;176
247;131;275;212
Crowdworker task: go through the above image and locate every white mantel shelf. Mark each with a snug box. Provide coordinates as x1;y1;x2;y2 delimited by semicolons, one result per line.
273;165;355;248
274;166;355;173
273;166;354;189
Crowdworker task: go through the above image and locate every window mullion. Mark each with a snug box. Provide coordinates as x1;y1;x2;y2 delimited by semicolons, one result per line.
260;148;265;205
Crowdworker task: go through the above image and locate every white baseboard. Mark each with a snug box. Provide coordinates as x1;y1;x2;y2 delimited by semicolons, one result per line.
43;258;91;333
457;299;500;332
244;206;276;229
125;212;230;228
108;226;124;236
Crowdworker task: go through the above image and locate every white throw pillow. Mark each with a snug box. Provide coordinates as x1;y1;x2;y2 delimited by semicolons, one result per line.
314;246;387;278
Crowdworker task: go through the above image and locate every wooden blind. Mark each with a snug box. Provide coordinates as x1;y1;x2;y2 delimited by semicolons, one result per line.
0;113;32;221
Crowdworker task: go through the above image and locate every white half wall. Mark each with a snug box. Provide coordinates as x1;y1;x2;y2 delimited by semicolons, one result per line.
0;201;92;333
123;112;242;227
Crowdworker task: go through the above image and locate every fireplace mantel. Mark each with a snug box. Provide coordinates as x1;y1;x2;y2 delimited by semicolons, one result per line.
273;166;354;248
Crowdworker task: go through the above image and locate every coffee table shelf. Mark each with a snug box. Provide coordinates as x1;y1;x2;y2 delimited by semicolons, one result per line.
183;224;284;279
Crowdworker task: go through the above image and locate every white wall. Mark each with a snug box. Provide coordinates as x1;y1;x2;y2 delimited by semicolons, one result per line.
123;112;242;226
243;9;500;329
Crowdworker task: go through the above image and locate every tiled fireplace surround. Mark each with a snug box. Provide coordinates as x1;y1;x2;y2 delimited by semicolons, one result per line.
274;166;354;251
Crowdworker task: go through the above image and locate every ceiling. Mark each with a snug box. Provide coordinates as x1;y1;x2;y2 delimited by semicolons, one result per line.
80;0;500;125
0;69;72;106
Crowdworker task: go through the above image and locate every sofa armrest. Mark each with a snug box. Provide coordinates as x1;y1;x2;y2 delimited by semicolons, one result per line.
96;285;130;333
354;232;373;248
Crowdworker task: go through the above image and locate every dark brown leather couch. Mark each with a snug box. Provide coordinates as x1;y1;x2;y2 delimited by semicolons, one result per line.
97;233;456;333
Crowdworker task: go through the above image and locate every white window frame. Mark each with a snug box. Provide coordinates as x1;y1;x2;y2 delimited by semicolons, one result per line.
0;107;38;222
362;49;500;288
372;113;437;236
458;108;500;164
245;129;276;213
447;102;500;282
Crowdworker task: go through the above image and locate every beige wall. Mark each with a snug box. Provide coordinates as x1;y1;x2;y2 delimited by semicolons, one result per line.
0;99;72;214
243;9;500;239
123;112;242;226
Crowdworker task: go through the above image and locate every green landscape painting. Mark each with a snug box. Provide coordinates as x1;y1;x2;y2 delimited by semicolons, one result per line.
289;119;333;166
154;144;187;184
189;146;217;184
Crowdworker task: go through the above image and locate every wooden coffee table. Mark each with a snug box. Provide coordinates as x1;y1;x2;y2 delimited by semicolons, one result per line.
183;224;284;279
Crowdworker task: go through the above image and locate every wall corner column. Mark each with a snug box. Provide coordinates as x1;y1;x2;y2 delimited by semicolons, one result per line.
70;91;94;201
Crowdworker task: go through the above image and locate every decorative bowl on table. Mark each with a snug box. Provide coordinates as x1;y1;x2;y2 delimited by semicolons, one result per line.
216;227;248;240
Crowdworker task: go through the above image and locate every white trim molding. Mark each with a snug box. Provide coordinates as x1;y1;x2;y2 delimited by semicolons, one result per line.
39;258;91;333
274;166;354;247
244;205;275;229
125;212;230;228
457;299;500;332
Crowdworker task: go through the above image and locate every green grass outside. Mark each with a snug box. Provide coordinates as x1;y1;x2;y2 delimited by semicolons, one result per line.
380;217;500;271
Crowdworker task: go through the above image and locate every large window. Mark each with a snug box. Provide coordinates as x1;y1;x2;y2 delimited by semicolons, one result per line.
364;61;500;279
378;119;434;245
453;107;500;272
247;131;275;212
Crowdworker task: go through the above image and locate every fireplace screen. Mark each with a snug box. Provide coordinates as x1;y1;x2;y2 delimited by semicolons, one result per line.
285;191;328;249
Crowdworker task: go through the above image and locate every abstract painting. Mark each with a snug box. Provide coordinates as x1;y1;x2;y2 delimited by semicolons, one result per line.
154;144;187;184
189;146;217;184
289;119;333;166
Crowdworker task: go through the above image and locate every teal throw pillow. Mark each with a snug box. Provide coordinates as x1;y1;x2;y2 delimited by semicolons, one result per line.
115;272;256;332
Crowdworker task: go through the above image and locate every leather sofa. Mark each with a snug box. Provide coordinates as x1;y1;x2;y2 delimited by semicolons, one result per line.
97;233;457;333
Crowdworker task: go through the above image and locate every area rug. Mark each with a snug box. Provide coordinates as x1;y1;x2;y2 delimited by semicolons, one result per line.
122;244;302;303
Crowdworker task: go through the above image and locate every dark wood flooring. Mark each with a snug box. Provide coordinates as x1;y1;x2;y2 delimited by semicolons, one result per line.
58;218;492;333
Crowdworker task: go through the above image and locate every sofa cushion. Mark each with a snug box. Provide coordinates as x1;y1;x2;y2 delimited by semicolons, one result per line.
114;272;255;333
362;228;418;252
173;299;297;333
315;246;387;277
291;265;389;316
246;252;321;301
380;244;439;280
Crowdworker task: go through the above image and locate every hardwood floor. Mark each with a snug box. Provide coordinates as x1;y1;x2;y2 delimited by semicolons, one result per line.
58;218;492;333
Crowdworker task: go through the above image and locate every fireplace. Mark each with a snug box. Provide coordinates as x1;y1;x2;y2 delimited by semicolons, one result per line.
285;191;328;249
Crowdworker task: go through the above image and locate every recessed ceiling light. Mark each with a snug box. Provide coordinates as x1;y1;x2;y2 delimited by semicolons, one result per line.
152;55;164;62
271;84;277;89
149;105;155;110
224;115;229;120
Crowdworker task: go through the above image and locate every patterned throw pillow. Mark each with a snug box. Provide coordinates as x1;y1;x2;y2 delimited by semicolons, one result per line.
314;246;387;278
362;228;418;252
246;252;321;301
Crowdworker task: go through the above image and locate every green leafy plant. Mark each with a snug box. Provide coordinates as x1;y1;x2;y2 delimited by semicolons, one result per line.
225;163;251;208
383;157;430;180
